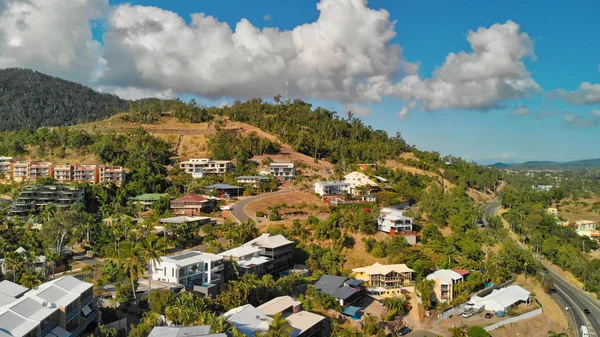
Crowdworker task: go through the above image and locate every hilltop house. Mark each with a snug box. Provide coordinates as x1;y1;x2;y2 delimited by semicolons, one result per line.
179;158;233;178
313;181;350;196
205;184;244;197
242;234;295;275
236;176;271;187
343;171;379;195
314;275;364;307
218;246;272;277
128;193;170;211
269;162;296;181
426;269;465;303
351;263;414;298
170;194;218;216
148;325;226;337
377;207;416;244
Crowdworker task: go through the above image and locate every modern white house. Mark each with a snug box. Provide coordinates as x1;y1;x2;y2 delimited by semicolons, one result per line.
377;208;414;234
269;162;296;181
469;285;531;312
236;176;271;187
150;250;224;297
426;269;465;303
148;325;226;337
313;181;350;196
180;158;233;178
218;246;272;277
343;171;379;195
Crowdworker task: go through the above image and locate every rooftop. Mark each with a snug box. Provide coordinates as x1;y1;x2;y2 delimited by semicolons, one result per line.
285;311;325;337
471;285;530;309
159;216;212;224
315;181;349;186
0;280;28;298
256;296;301;316
129;193;170;201
269;162;294;168
426;269;464;282
223;304;271;335
352;262;414;276
452;269;471;277
161;251;222;265
219;246;261;258
205;184;243;190
171;194;210;203
237;176;270;180
243;234;294;249
148;326;226;337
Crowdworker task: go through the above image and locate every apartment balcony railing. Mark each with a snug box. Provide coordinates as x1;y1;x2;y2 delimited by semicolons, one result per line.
69;327;81;337
66;308;79;323
40;321;58;337
83;310;98;327
81;294;93;306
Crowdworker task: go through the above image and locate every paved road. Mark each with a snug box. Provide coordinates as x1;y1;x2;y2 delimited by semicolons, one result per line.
230;189;298;223
482;200;501;225
485;199;599;337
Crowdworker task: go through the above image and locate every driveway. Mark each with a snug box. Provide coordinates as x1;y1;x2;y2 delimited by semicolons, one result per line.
230;189;298;223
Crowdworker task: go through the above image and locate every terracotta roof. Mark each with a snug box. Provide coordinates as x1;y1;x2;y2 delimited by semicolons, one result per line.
172;194;209;202
452;269;471;276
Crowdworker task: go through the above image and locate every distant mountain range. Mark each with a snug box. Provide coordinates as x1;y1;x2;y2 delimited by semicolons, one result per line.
492;158;600;170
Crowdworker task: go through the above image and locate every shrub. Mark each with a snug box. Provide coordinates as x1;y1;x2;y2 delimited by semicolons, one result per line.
256;211;264;217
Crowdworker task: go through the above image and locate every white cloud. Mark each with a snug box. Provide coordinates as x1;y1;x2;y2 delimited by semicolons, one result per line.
510;104;531;116
387;20;540;111
342;103;372;116
550;82;600;105
96;86;175;100
0;0;108;82
563;113;599;128
398;101;417;120
591;109;600;118
99;0;415;104
486;152;517;160
263;14;271;21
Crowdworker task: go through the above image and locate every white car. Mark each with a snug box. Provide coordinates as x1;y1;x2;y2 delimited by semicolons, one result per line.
220;205;232;211
461;311;474;318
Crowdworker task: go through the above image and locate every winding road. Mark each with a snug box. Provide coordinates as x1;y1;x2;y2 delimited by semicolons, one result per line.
485;199;599;337
230;189;298;223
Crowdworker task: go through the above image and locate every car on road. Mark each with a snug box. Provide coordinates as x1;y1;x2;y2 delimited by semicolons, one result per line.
485;312;493;319
584;309;591;316
220;205;233;211
397;327;412;336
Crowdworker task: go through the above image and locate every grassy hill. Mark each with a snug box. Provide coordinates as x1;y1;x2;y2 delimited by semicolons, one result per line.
493;158;600;170
0;68;127;131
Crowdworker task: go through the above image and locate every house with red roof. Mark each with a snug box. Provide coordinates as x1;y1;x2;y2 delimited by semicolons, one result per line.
452;269;471;279
170;194;218;216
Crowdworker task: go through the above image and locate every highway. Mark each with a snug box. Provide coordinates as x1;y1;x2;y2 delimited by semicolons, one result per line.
230;189;298;223
485;199;599;337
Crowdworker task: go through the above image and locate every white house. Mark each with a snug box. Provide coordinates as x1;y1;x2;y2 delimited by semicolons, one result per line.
269;162;296;181
313;181;350;196
469;285;531;312
236;175;271;187
180;158;233;178
344;171;379;195
148;326;226;337
426;269;465;303
377;208;413;234
150;251;224;289
218;246;272;277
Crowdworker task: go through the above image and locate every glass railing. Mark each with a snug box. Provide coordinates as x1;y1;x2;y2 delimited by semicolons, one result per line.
66;308;79;322
81;294;93;306
40;321;58;336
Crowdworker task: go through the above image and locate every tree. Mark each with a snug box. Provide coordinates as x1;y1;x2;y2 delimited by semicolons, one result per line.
466;326;490;337
416;279;435;311
547;331;568;337
140;233;166;307
264;313;293;337
39;208;82;256
118;241;144;300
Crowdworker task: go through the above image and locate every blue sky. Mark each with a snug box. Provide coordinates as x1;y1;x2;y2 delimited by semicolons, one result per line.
4;0;600;164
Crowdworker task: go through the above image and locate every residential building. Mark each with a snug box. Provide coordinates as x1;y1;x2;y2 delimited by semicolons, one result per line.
157;216;216;235
12;161;53;182
313;181;350;196
148;326;226;337
343;171;379;195
179;158;233;178
98;165;125;186
128;193;170;211
351;263;414;297
314;275;364;307
377;207;414;234
0;156;21;179
205;184;244;197
218;246;272;277
9;185;85;217
242;234;295;274
575;220;596;231
53;164;73;183
53;164;99;184
150;250;224;297
426;269;465;303
546;207;558;217
533;185;553;191
0;280;27;307
0;276;97;337
236;175;271;187
225;297;326;337
0;247;47;276
170;194;218;216
101;215;143;227
469;285;531;313
269;162;296;181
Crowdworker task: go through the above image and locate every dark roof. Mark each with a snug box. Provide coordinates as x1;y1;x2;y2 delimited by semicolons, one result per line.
346;279;364;287
333;286;357;300
314;275;349;297
205;184;243;190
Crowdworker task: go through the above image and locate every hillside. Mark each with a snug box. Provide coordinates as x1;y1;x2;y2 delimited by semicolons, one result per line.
0;68;127;131
493;158;600;170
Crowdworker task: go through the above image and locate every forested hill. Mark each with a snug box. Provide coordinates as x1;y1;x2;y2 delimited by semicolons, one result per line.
0;68;127;131
493;158;600;170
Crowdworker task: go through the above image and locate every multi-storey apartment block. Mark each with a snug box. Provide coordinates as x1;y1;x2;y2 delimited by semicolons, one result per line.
0;156;21;179
150;250;224;297
269;162;296;181
179;158;233;178
9;185;85;216
242;234;295;274
98;165;125;186
0;276;97;337
11;161;53;182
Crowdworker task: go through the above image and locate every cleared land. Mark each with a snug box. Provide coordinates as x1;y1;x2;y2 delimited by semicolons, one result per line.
245;191;329;223
558;197;600;223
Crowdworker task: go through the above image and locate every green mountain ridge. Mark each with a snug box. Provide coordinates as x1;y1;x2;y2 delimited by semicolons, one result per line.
0;68;128;131
493;158;600;169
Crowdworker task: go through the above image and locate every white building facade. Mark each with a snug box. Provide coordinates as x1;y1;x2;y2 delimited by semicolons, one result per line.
313;181;350;196
150;251;224;288
377;207;413;233
180;158;233;178
344;171;379;195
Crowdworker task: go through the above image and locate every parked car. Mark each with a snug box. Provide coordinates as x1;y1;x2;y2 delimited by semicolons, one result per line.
397;327;412;336
462;310;475;318
584;309;591;316
485;312;494;319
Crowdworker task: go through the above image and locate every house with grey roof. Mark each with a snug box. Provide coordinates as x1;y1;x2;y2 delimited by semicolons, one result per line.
314;275;364;307
218;246;272;277
148;325;227;337
242;234;296;274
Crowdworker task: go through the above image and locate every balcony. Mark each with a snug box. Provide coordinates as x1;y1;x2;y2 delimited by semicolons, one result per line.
40;321;58;337
66;308;79;323
69;327;81;337
83;309;98;327
81;294;93;306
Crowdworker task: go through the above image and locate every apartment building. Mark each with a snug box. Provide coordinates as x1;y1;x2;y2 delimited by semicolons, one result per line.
0;276;97;337
11;161;53;182
269;162;296;181
425;269;465;303
150;250;224;297
242;234;295;274
9;185;85;217
98;165;125;186
313;181;350;196
170;194;218;216
351;263;414;298
0;156;21;179
180;158;233;178
53;164;98;184
218;246;272;277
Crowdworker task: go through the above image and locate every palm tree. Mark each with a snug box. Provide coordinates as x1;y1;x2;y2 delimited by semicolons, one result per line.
264;313;293;337
117;241;144;300
547;331;568;337
4;251;25;282
139;233;165;306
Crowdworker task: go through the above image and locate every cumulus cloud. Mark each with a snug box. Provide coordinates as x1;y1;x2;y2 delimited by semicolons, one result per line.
398;101;417;120
387;20;541;111
550;82;600;105
263;14;271;21
342;104;372;116
511;104;531;116
99;0;415;104
0;0;108;82
563;113;599;128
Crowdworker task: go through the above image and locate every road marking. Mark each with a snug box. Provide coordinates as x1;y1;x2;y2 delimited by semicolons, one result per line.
556;283;598;337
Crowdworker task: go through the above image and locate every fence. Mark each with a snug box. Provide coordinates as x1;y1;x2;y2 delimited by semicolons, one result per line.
484;308;543;332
